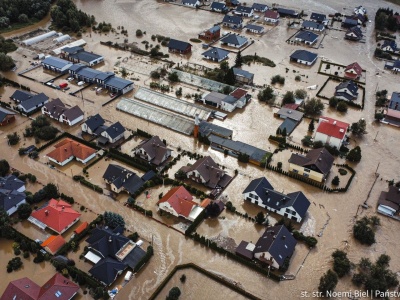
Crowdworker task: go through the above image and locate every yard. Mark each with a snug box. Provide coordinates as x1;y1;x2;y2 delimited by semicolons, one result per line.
319;61;367;84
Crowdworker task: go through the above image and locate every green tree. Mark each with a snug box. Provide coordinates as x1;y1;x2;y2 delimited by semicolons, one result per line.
332;250;351;278
121;67;128;77
294;89;307;99
18;14;29;23
331;176;340;185
103;211;125;229
257;86;275;105
301;135;313;147
255;212;265;224
166;287;181;300
336;101;348;113
375;12;388;31
329;97;339;108
282;91;295;105
353;216;376;245
168;72;180;82
224;67;235;85
43;183;59;199
0;53;15;71
220;61;229;72
7;132;20;145
308;119;315;132
235;50;243;67
0;160;10;176
136;29;143;37
318;270;338;296
17;203;32;220
351;118;366;136
347;146;362;162
313;141;324;149
304;98;324;115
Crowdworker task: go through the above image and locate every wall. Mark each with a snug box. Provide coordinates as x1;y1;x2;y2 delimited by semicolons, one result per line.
288;163;324;182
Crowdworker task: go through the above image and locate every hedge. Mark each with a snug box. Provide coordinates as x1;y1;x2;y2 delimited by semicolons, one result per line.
83;150;107;172
134;245;153;272
73;175;103;193
137;128;153;138
185;209;206;236
108;148;156;173
36;132;100;153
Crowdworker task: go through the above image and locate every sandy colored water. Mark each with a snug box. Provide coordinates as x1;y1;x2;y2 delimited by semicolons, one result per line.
1;0;400;299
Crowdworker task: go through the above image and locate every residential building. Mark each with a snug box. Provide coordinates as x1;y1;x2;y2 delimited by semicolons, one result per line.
198;25;221;40
220;33;248;48
0;175;26;216
294;30;319;45
276;107;304;135
264;10;280;24
389;92;400;111
10;90;33;103
134;136;172;166
222;15;243;29
301;20;325;32
342;18;359;28
61;46;104;66
0;107;15;126
11;90;49;114
41;235;66;254
46;138;97;166
210;2;228;13
179;156;233;189
99;121;125;144
81;113;106;135
354;5;367;15
102;76;134;95
288;148;334;182
168;39;192;54
41;56;73;73
245;24;264;34
200;91;229;108
202;47;230;62
0;273;79;300
41;98;84;126
381;40;398;53
0;175;25;192
242;177;310;222
344;62;363;80
314;116;350;149
290;50;318;66
182;0;200;7
227;88;251;110
199;120;233;139
29;199;81;234
334;80;359;101
377;185;400;216
235;5;254;17
233;67;254;84
277;8;298;18
310;12;328;24
253;225;297;269
252;3;268;12
345;26;363;41
157;186;204;222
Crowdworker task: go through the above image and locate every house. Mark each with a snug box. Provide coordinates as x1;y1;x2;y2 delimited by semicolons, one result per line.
253;225;297;269
302;20;325;32
277;8;298;18
381;40;398;53
342;18;358;29
41;98;84;126
288;147;334;182
61;46;104;66
245;24;264;34
222;15;243;29
264;10;280;24
0;175;26;216
210;2;228;13
200;91;229;108
243;177;310;222
355;13;366;25
46;138;97;166
103;76;134;95
0;107;15;126
354;5;367;16
233;67;254;84
179;155;233;189
102;164;155;194
377;186;400;216
134;136;172;166
252;3;268;12
10;90;33;103
199;120;233;139
294;30;319;45
228;87;251;109
235;5;254;17
157;186;203;222
85;226;146;286
81;113;106;135
199;25;221;40
41;235;66;254
310;12;328;24
220;33;248;48
334;80;359;101
29;199;81;234
0;273;79;300
276;107;303;135
202;47;230;62
230;0;240;6
41;56;73;73
14;92;49;114
168;39;192;54
99;121;125;144
203;199;225;217
345;26;363;41
290;50;318;66
182;0;200;7
314;116;350;149
389;92;400;111
0;175;25;192
344;62;363;80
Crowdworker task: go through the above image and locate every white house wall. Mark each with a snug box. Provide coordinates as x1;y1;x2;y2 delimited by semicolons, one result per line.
48;156;74;166
7;199;26;216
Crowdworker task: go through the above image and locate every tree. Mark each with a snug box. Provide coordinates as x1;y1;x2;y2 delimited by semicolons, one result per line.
318;270;338;296
329;97;339;108
331;176;340;186
43;183;59;199
103;211;125;229
282;91;295;105
255;212;265;224
224;67;235;85
18;14;29;23
7;132;20;145
220;61;229;72
294;89;307;99
351;118;366;136
235;50;243;67
121;67;128;77
347;146;362;162
308;119;315;132
136;29;143;37
303;98;324;115
17;203;32;220
375;12;388;31
168;72;179;82
166;287;181;300
332;250;351;278
336;101;348;113
0;160;10;176
313;141;324;149
353;216;376;245
257;86;275;105
0;53;15;71
302;135;313;147
271;75;285;85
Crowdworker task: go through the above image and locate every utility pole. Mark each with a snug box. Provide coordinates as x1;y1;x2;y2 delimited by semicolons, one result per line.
375;162;380;175
374;130;379;141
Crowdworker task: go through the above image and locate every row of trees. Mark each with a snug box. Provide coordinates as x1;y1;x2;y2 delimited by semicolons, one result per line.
24;115;59;142
0;0;50;27
375;8;400;32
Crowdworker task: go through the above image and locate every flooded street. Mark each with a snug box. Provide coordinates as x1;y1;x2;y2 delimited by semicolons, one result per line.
1;0;400;298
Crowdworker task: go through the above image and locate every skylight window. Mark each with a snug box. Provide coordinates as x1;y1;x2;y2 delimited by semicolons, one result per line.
55;291;62;297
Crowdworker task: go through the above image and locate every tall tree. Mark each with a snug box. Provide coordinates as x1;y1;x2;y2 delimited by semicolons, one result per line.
308;119;315;132
224;67;236;85
318;270;338;296
235;50;243;67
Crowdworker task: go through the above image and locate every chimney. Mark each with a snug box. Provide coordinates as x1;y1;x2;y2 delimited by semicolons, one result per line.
45;210;49;216
62;206;65;210
108;236;112;242
282;235;286;240
64;148;67;152
333;121;337;125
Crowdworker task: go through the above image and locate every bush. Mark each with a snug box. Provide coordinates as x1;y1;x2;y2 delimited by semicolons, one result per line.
353;217;378;245
282;91;295;105
332;250;351;277
294;89;307;99
271;75;285;85
331;176;340;185
7;132;20;145
318;270;338;296
168;72;179;82
180;274;186;283
295;75;301;81
347;146;362;162
136;29;143;37
301;135;313;147
329;97;339;108
103;212;125;229
167;287;181;300
17;203;32;219
338;168;347;176
304;98;324;115
337;101;348;113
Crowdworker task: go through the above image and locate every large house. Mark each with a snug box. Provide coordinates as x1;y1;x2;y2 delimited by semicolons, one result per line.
345;26;363;41
301;20;325;32
220;33;248;48
29;199;81;234
168;39;192;54
85;226;146;286
103;164;155;194
41;98;84;126
81;113;106;135
60;46;104;66
199;25;221;41
235;5;254;17
202;47;230;62
314;116;350;149
222;15;243;29
381;40;398;53
233;67;254;85
377;186;400;217
157;186;203;222
41;56;73;73
46;138;97;166
264;10;280;24
99;121;125;144
243;177;310;222
0;107;15;126
201;88;251;112
290;50;318;66
11;90;49;114
294;31;319;45
210;2;228;13
344;62;363;80
334;80;359;101
134;136;172;166
0;175;26;215
1;273;79;300
288;147;334;182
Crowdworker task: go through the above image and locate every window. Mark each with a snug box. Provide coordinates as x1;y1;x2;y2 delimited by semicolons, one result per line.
254;195;259;200
303;173;309;178
292;169;298;173
304;168;310;173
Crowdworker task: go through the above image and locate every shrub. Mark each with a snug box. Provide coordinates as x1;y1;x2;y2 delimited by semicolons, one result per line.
338;168;347;176
331;176;340;185
337;101;348;113
332;250;351;277
347;146;362;162
271;75;285;85
318;270;338;296
136;29;143;37
295;75;301;81
329;97;339;108
353;217;377;245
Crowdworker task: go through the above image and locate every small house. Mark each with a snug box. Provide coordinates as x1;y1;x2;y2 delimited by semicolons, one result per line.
220;33;248;48
345;26;363;41
314;116;350;149
277;8;298;18
342;18;358;28
245;24;264;34
100;121;125;144
294;30;319;45
381;40;398;53
168;39;192;54
202;47;230;62
46;138;96;166
41;235;66;255
0;107;15;126
222;15;243;29
264;10;280;24
344;62;363;80
252;3;268;12
81;114;106;135
235;5;254;17
199;25;221;40
233;67;254;85
182;0;200;7
134;136;172;166
210;2;228;12
290;50;318;66
301;20;325;32
377;186;400;216
334;80;359;101
310;12;328;25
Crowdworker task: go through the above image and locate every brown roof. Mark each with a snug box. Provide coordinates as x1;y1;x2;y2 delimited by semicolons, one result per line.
46;138;96;163
378;191;399;211
230;88;247;99
43;98;66;119
235;241;254;260
265;10;279;19
1;278;40;300
62;105;84;121
386;186;400;204
345;62;362;76
289;148;334;175
137;136;170;165
157;186;197;218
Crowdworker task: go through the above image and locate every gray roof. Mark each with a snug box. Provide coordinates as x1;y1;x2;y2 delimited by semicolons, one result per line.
389;92;400;110
233;68;254;80
42;56;71;69
10;90;34;102
335;80;358;95
96;72;115;81
199;121;233;138
277;107;304;121
168;39;192;51
0;107;15;122
277;8;298;16
89;257;126;286
288;147;334;175
295;30;319;43
235;241;254;259
77;67;102;79
0;189;25;212
0;175;24;192
343;18;358;26
252;3;268;11
62;46;83;53
202;47;230;60
245;24;264;32
85;114;105;131
43;98;66;119
137;136;171;166
222;15;243;25
105;122;125;139
236;5;253;13
302;20;324;30
222;95;238;104
18;93;49;111
290;50;318;63
220;34;248;46
208;25;221;33
63;105;84;121
278;118;299;135
346;26;363;38
69;50;103;64
104;76;133;89
102;164;145;194
68;64;86;72
204;92;228;105
243;177;274;194
382;40;397;51
310;12;327;22
211;2;227;10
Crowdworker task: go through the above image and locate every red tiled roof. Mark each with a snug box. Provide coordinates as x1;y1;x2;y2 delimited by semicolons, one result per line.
41;235;66;254
1;278;40;300
344;62;362;79
283;103;300;110
31;199;81;234
200;198;212;208
265;10;279;19
230;88;247;99
157;186;196;218
74;221;88;234
316;117;349;140
38;273;79;300
46;138;96;163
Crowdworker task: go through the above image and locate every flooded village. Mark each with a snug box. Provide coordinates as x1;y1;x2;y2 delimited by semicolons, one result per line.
1;0;400;299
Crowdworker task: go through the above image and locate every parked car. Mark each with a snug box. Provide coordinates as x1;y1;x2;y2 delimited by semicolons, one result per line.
64;87;70;91
24;145;37;154
110;93;116;98
77;81;85;86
